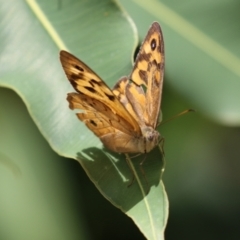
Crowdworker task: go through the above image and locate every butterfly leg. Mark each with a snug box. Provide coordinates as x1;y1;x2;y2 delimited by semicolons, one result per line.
140;154;150;194
158;137;166;178
130;153;142;159
126;154;150;194
125;154;136;187
158;137;165;156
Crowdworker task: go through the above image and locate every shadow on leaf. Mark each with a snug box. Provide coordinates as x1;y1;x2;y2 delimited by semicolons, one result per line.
76;146;164;211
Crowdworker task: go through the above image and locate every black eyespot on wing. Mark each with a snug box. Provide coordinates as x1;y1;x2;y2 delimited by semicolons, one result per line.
90;120;97;126
104;93;115;101
84;86;96;93
75;65;84;72
151;38;156;51
90;79;101;87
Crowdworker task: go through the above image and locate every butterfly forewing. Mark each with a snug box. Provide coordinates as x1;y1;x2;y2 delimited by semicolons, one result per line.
60;50;141;135
129;22;164;128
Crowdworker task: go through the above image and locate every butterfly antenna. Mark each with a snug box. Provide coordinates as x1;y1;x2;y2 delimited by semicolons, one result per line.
160;109;195;126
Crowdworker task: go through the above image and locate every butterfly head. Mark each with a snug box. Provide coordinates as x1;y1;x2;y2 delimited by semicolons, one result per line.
141;126;160;153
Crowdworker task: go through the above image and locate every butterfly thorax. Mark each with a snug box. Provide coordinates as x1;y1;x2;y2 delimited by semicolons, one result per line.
141;126;160;153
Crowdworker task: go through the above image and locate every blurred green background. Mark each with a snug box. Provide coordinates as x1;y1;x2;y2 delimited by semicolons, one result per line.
1;0;240;239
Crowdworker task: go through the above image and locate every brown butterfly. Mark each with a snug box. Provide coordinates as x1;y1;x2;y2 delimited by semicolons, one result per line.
60;22;164;157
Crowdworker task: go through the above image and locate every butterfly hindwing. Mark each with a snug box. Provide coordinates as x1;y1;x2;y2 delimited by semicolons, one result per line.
67;92;144;153
67;92;136;136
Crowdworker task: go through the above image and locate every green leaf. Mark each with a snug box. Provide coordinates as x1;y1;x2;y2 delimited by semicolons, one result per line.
0;0;168;239
118;0;240;125
0;88;89;240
